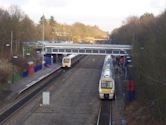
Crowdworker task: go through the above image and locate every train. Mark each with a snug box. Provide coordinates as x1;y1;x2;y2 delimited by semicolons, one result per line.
99;55;115;100
62;54;82;68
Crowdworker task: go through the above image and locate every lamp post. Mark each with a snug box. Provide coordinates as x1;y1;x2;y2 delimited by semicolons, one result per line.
12;55;18;84
22;45;25;58
10;31;13;57
42;16;45;68
42;44;45;68
42;18;45;41
51;55;53;64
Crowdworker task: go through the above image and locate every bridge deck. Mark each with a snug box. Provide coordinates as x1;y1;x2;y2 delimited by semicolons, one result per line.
42;43;132;55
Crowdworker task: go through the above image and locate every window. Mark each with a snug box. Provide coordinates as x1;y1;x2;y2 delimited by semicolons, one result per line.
101;82;113;89
64;58;70;63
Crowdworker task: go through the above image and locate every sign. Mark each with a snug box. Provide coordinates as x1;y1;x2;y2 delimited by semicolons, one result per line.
42;91;50;105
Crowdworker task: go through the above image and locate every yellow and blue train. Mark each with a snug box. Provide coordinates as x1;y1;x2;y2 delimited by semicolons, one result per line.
99;55;115;100
62;54;82;68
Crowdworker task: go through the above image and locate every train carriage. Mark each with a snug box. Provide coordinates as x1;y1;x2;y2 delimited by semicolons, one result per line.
62;54;82;68
99;55;115;100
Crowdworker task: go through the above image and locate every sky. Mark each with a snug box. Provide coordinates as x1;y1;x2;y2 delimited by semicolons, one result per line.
0;0;166;32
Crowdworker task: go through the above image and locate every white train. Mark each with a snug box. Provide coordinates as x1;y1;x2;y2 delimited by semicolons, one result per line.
62;54;82;68
99;55;115;100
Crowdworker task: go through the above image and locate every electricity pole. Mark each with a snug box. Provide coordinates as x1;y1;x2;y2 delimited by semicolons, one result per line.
10;31;13;57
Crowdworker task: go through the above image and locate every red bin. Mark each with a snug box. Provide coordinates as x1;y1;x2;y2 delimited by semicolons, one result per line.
28;61;34;75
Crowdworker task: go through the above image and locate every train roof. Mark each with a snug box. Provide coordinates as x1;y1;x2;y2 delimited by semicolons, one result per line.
105;55;112;61
64;54;78;59
100;55;114;80
101;68;113;78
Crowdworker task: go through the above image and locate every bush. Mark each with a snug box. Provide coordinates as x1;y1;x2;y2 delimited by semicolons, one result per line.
0;59;12;84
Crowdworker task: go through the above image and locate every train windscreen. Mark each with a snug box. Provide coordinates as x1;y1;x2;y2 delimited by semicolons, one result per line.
64;58;70;63
101;82;113;89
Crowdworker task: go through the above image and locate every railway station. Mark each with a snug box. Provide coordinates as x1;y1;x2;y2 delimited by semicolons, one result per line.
0;42;131;125
1;0;164;125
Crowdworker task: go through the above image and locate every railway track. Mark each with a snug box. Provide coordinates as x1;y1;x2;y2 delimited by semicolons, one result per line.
97;100;112;125
0;67;63;125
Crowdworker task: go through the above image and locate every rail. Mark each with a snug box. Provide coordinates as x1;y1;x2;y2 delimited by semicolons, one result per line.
97;100;112;125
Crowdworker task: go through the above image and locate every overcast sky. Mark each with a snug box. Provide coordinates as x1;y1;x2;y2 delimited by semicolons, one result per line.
0;0;166;32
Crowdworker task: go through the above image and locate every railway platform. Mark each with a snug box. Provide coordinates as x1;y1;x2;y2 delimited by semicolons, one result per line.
7;63;61;100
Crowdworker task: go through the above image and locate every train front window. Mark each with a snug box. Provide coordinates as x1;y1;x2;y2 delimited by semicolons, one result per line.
101;82;112;89
64;58;69;63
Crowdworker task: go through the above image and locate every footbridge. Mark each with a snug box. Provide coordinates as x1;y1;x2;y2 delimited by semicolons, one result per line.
42;43;132;56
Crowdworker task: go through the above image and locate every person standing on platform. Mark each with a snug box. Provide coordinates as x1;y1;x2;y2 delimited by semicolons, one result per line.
127;79;136;102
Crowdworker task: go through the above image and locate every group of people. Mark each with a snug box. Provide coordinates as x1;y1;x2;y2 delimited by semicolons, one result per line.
113;55;136;102
113;56;126;74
